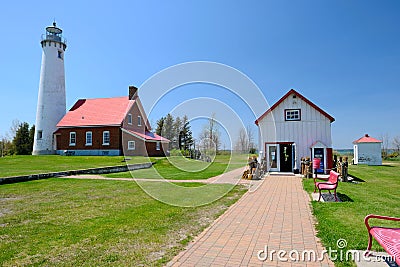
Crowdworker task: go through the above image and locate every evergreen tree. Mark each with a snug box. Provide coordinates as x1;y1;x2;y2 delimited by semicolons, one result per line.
155;117;165;136
181;115;193;150
163;114;175;149
173;116;182;149
13;122;31;155
29;125;35;153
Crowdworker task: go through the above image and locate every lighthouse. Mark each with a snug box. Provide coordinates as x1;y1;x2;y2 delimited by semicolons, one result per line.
32;22;67;155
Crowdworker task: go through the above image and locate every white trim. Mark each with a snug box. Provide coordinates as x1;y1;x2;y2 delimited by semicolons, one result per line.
311;143;327;173
128;141;135;150
69;132;76;146
127;113;132;125
102;131;110;146
285;109;301;121
266;144;279;172
85;131;92;146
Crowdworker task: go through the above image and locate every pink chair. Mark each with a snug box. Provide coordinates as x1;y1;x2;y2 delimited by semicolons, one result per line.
364;214;400;265
315;170;340;202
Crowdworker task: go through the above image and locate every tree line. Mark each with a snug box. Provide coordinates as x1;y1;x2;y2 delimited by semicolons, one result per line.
380;133;400;159
0;119;35;156
155;114;193;151
234;125;257;154
1;115;258;157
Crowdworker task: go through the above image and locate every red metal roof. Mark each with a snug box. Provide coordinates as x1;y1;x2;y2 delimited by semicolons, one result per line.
255;89;335;125
353;134;382;144
57;96;134;127
123;129;170;142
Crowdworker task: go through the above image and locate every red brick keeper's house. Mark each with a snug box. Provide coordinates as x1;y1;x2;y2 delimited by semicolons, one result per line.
54;86;169;156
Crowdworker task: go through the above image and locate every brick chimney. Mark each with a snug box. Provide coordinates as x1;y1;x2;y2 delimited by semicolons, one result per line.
129;86;138;99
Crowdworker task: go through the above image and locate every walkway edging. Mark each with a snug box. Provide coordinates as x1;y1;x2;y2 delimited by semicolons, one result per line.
0;162;153;185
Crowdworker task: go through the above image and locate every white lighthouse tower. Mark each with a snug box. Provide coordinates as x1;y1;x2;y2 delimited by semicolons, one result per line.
32;22;67;155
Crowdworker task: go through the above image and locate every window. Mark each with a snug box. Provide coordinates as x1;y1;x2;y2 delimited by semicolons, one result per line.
128;141;135;150
103;131;110;145
128;114;132;125
86;131;92;146
58;50;63;59
285;109;301;121
138;116;142;126
37;130;43;139
69;132;76;146
156;142;161;151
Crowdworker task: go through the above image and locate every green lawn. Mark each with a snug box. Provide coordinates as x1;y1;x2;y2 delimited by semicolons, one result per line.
303;161;400;267
104;154;248;180
0;178;247;266
0;155;151;178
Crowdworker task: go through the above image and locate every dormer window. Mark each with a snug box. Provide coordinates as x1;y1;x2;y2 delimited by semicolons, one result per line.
285;109;301;121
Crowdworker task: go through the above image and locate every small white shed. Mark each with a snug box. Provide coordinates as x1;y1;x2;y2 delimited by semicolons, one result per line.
353;134;382;165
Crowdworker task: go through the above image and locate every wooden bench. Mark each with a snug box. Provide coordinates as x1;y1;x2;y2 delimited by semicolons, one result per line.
364;214;400;265
314;170;340;202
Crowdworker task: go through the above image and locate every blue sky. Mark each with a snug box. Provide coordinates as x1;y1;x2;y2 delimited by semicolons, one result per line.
1;0;399;148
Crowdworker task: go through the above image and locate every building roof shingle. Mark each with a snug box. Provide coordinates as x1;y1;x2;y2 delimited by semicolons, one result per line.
353;134;382;144
122;129;170;142
57;96;133;127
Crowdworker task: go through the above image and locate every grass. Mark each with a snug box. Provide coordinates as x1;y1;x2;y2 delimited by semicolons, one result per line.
0;178;247;266
303;161;400;266
104;154;248;180
0;155;151;178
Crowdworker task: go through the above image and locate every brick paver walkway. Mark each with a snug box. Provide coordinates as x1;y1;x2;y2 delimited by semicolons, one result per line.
168;174;334;266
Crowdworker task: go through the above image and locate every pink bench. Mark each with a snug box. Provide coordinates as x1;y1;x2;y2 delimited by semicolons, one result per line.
365;214;400;265
314;170;340;202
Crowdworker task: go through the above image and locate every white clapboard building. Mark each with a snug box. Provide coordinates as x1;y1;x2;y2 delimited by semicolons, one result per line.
353;134;382;165
255;89;335;173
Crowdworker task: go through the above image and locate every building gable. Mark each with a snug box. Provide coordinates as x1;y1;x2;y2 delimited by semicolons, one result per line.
255;89;335;125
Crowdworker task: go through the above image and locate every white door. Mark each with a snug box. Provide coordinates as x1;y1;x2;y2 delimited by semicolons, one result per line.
267;144;279;172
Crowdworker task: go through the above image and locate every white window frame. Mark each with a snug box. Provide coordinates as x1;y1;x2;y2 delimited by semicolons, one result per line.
138;116;142;126
69;132;76;146
103;131;110;146
86;131;92;146
128;114;132;125
285;109;301;121
156;141;161;151
128;141;135;150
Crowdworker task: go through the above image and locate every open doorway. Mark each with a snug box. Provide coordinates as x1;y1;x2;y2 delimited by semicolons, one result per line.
280;144;293;172
266;143;294;172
